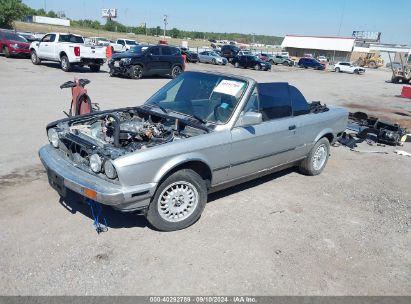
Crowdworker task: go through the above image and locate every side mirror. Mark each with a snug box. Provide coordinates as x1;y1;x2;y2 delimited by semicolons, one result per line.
237;111;262;127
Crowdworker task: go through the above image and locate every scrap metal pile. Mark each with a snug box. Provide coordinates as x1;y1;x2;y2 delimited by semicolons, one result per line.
338;111;408;149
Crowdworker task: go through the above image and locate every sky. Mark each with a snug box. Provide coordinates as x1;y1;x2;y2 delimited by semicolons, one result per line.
22;0;410;44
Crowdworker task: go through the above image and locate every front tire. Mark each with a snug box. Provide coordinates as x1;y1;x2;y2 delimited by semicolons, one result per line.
3;46;10;58
234;62;239;68
146;169;207;231
60;55;71;72
299;137;330;176
335;67;340;73
129;65;143;79
30;50;41;65
254;64;260;71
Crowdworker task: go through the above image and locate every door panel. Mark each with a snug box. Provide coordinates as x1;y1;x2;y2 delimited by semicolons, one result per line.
229;117;297;180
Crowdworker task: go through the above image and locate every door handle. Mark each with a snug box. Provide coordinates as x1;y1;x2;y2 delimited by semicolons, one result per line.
288;125;296;130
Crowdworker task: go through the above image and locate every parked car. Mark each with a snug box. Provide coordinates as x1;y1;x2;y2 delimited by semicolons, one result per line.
213;49;223;57
108;45;184;79
29;33;107;72
221;44;240;61
272;55;294;66
298;57;325;70
109;40;125;53
39;71;348;231
237;50;252;56
180;48;199;63
334;62;365;74
116;38;138;51
88;37;124;53
258;53;274;63
0;29;31;58
317;56;328;64
87;37;110;46
198;51;227;65
231;55;271;71
17;32;39;42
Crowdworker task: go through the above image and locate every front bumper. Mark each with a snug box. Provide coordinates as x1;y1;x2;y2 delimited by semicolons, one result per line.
9;48;30;56
108;60;129;76
39;145;157;211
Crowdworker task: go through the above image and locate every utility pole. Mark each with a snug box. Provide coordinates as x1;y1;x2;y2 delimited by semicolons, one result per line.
163;14;168;38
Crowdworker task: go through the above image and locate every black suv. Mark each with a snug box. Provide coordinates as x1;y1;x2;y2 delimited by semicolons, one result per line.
108;45;185;79
221;44;240;61
231;55;272;71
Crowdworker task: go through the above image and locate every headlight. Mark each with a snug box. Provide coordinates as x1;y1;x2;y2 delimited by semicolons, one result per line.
47;128;59;148
120;58;132;64
10;43;19;49
89;154;102;173
104;160;117;179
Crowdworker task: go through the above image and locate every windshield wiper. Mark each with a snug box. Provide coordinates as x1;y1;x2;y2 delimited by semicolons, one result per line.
186;113;207;125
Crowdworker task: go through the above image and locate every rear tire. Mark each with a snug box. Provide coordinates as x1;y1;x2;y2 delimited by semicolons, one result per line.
30;50;40;65
89;65;101;72
146;169;207;231
171;65;182;79
60;55;71;72
3;46;10;58
299;137;330;176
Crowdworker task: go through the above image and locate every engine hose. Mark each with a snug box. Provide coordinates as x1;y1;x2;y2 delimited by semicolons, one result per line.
106;113;120;147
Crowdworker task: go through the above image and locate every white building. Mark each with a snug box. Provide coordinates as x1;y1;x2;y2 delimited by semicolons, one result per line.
281;34;355;61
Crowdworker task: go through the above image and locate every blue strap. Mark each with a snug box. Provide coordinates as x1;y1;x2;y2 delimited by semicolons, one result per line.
86;199;108;234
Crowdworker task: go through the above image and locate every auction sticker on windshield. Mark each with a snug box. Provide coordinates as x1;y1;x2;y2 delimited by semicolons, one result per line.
213;80;245;96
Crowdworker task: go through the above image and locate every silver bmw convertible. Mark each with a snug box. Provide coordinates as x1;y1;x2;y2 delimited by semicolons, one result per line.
39;71;348;231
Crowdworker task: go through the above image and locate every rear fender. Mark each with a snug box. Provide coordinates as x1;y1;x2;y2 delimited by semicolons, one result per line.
314;128;334;143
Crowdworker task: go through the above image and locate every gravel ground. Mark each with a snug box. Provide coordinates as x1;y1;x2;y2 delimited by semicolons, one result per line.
0;57;410;295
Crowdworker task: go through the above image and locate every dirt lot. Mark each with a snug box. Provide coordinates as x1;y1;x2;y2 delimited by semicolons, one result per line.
0;57;410;295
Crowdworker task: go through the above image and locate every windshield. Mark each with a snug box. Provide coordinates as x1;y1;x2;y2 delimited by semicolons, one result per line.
251;55;259;61
210;52;219;57
146;72;248;124
126;40;137;45
129;45;148;54
96;37;108;42
5;33;27;42
59;34;84;43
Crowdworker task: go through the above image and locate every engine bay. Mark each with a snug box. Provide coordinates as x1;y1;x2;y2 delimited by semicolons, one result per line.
52;107;208;161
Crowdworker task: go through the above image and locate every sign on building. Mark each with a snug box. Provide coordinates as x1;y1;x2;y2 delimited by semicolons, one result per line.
352;31;381;43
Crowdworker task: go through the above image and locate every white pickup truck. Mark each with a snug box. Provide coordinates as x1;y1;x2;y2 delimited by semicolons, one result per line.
86;37;124;53
29;33;107;72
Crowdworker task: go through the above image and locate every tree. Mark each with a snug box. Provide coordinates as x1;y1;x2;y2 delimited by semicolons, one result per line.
169;27;180;38
36;8;46;16
0;0;30;28
46;10;58;18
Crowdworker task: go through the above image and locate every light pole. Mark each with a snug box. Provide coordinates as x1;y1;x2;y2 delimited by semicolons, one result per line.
163;15;168;38
333;0;346;63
